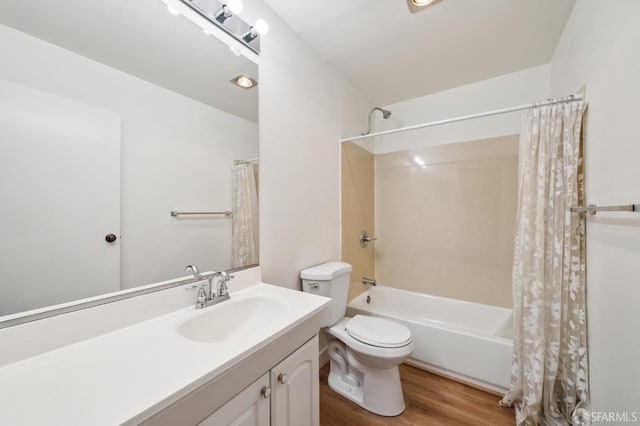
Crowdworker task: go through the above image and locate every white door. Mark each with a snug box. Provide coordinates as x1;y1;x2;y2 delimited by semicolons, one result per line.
0;80;121;315
199;373;270;426
272;336;320;426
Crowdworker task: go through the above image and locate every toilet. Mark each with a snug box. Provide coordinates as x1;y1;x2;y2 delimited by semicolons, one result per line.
301;261;414;416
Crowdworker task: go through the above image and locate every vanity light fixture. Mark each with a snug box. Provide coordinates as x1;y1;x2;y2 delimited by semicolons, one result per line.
230;73;257;89
215;0;242;24
242;19;269;43
406;0;443;14
176;0;265;54
215;5;233;23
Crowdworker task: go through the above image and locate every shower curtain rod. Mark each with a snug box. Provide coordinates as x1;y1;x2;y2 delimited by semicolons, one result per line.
341;93;584;143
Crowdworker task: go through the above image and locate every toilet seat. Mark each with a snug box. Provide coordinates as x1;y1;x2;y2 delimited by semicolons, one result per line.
345;315;412;348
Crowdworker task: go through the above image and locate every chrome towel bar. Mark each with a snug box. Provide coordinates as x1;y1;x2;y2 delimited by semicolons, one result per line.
171;211;233;217
570;204;639;215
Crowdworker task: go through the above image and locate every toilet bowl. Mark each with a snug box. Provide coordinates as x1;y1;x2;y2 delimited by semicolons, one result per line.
326;316;415;416
300;261;414;416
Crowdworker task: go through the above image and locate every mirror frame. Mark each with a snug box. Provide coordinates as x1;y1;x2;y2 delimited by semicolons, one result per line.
0;264;257;329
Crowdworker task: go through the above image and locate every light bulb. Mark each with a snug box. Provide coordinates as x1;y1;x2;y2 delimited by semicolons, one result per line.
254;19;269;36
227;0;243;15
167;6;180;15
236;76;253;88
231;74;257;89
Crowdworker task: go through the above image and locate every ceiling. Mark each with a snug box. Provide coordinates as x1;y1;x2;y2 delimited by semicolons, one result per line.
0;0;258;122
264;0;575;106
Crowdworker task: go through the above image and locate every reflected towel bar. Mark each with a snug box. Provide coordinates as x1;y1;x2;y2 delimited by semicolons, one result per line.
234;158;258;165
171;211;233;217
570;204;639;215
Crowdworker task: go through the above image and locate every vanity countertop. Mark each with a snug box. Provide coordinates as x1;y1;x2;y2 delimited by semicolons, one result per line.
0;283;330;425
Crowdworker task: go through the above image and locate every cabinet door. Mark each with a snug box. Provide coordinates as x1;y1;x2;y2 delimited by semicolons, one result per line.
199;373;270;426
272;336;319;426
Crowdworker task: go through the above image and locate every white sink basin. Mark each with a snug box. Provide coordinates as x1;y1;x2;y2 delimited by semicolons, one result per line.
177;294;288;343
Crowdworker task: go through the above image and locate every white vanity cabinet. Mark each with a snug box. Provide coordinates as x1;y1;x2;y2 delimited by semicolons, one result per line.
197;335;319;426
271;335;319;426
199;373;270;426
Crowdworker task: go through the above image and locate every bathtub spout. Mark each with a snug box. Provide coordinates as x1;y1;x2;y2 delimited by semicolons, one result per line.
362;277;377;286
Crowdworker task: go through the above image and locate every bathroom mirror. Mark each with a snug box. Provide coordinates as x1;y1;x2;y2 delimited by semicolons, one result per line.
0;0;259;320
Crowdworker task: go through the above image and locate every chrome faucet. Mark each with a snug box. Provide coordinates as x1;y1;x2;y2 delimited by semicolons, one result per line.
185;264;200;279
184;265;234;309
212;271;232;302
362;277;377;286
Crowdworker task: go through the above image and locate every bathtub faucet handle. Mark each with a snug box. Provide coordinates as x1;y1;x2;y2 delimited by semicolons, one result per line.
362;277;377;286
359;231;377;248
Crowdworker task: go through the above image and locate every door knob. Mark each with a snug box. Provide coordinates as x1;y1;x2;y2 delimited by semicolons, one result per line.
105;234;117;243
278;373;288;384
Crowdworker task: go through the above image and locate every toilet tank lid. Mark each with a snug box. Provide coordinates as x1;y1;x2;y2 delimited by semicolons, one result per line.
300;261;352;280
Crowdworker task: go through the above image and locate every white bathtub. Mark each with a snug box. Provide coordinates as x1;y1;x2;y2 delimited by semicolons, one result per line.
347;286;513;394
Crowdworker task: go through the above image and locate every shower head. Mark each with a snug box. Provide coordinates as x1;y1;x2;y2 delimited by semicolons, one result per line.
372;107;392;119
361;107;393;135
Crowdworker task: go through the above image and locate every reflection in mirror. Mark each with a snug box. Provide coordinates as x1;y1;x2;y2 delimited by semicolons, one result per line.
0;0;259;318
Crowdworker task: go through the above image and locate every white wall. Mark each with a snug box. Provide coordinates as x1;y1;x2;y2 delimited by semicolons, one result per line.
0;24;258;291
242;0;372;289
375;64;550;154
550;0;640;418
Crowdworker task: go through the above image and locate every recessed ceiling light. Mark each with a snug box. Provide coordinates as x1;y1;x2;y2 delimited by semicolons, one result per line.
230;74;257;89
406;0;442;14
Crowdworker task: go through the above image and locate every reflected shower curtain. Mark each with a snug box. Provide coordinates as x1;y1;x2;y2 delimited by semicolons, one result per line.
501;100;590;425
231;163;259;268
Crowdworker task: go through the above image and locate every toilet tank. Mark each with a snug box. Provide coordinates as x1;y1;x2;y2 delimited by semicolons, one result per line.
300;261;352;327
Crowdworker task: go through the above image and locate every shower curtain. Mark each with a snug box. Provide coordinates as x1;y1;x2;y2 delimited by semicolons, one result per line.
231;163;259;268
501;100;590;425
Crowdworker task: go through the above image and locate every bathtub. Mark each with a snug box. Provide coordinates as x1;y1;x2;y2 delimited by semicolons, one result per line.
347;286;513;394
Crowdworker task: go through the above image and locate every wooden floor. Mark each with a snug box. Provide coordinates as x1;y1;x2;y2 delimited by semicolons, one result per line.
320;363;515;426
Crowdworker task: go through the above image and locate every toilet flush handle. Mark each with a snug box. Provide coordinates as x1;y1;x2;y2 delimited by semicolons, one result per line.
306;282;319;288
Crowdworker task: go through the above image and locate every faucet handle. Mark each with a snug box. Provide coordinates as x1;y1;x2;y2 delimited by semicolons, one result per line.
219;281;229;297
215;271;234;298
185;282;207;307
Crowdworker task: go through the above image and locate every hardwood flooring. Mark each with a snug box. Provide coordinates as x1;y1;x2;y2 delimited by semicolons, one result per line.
319;363;515;426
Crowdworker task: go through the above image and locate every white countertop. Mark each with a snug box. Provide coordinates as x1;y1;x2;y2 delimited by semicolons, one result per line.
0;283;329;425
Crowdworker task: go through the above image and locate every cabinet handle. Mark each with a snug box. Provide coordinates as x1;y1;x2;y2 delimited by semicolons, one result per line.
261;386;271;398
278;373;288;384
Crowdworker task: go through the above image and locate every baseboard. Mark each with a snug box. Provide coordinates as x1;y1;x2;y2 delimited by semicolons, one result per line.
404;359;507;396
